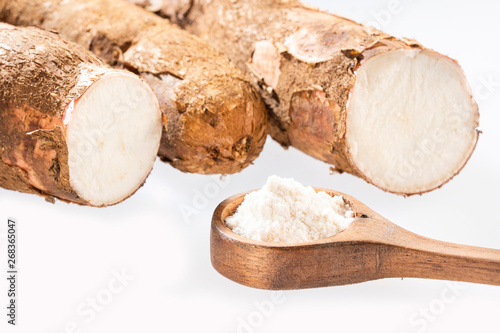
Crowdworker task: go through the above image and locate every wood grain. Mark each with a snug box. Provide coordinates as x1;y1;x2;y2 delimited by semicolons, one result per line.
210;189;500;290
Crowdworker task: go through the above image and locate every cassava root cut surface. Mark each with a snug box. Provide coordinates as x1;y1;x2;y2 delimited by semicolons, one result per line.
132;0;480;195
0;24;162;206
0;0;268;175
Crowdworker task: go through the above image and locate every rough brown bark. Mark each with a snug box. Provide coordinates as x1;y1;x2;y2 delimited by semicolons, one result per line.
129;0;479;194
0;0;268;175
0;24;115;204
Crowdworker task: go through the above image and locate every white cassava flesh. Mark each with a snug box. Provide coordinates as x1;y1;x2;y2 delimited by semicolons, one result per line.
346;49;478;194
66;72;162;206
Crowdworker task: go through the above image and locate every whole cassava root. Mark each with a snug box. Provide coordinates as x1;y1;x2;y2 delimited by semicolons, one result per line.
132;0;480;195
0;24;162;206
0;0;268;175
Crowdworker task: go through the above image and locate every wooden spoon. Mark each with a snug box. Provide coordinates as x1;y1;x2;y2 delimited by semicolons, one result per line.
211;189;500;290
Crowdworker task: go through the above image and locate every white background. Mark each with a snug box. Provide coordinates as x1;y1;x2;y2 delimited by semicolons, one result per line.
1;0;500;332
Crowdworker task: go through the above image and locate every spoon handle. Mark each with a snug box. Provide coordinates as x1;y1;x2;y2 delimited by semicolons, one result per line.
382;227;500;285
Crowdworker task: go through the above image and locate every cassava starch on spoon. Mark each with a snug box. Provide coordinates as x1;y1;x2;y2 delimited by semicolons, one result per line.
225;176;355;243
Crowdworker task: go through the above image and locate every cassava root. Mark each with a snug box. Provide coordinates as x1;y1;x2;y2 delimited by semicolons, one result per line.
0;0;268;175
131;0;480;195
0;24;162;206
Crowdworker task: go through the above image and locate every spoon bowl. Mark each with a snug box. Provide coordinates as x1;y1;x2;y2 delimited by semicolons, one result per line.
211;189;500;290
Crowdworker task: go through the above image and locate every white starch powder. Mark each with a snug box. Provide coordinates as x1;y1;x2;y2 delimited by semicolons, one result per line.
225;176;355;243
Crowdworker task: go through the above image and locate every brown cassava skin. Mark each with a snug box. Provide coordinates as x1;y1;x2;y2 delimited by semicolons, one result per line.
131;0;473;193
0;0;268;175
0;24;115;205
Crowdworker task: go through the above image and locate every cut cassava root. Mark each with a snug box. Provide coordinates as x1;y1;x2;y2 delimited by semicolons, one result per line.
0;24;162;206
0;0;268;175
346;49;478;193
132;0;480;195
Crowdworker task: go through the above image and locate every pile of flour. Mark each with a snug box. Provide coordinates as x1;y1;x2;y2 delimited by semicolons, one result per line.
225;176;355;243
